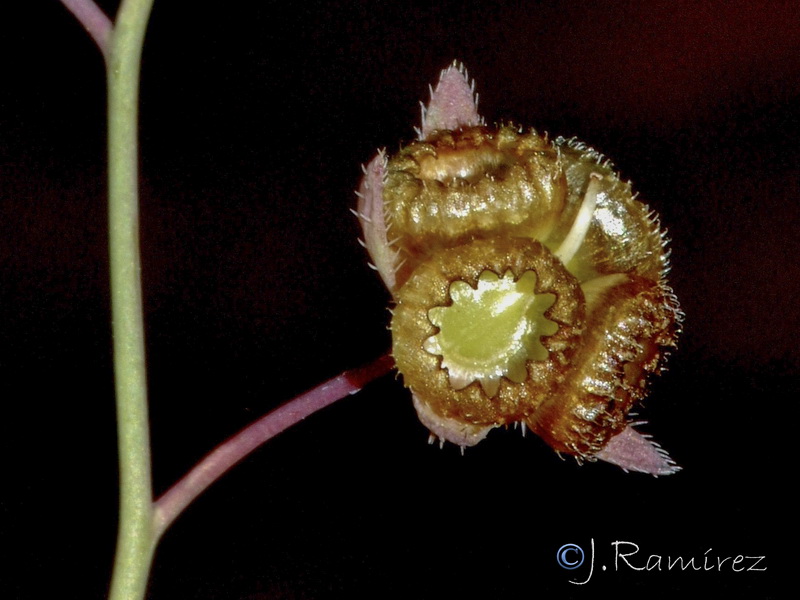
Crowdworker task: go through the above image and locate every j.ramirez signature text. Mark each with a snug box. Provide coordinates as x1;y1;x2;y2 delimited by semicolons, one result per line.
565;539;767;585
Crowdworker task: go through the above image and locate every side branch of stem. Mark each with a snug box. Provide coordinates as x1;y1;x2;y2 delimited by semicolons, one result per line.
153;354;394;539
59;0;113;58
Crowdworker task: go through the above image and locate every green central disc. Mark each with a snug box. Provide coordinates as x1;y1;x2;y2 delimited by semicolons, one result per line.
423;270;557;397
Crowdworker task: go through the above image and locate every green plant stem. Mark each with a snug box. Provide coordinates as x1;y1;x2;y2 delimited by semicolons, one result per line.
105;1;157;599
61;2;395;597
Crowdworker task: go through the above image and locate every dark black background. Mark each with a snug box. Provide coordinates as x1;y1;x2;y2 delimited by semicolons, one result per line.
2;1;796;598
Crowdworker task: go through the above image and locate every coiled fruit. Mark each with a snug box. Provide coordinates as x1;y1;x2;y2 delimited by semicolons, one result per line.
356;63;682;474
